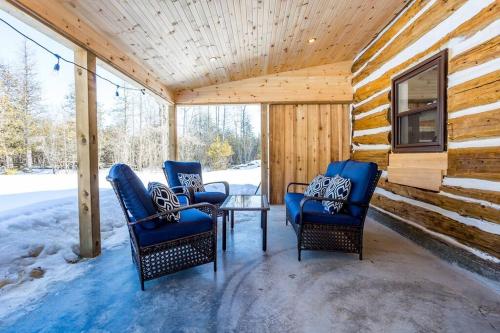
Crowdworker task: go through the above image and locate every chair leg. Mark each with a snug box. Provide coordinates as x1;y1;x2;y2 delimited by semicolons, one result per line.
298;247;302;262
359;250;363;261
140;279;145;291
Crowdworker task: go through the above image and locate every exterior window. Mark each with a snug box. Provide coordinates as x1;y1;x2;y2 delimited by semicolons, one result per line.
391;50;447;152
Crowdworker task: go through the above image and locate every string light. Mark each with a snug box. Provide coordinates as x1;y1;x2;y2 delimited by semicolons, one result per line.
53;54;60;71
0;16;148;97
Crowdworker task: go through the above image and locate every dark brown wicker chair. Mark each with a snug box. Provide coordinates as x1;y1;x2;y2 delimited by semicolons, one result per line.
107;163;217;290
285;160;381;261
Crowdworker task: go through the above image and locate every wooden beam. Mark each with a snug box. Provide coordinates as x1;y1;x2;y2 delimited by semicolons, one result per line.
168;105;177;160
260;104;269;198
75;48;100;258
175;62;353;104
5;0;174;103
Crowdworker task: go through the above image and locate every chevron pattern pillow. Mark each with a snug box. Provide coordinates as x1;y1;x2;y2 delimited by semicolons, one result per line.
178;173;205;192
148;182;180;222
322;175;352;214
304;174;332;197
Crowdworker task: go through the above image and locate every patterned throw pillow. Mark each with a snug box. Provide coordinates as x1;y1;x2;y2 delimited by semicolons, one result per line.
304;174;332;197
322;175;352;214
148;182;180;222
178;173;205;192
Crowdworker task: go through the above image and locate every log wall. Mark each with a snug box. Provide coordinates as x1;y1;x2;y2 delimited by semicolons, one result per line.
269;104;350;204
351;0;500;261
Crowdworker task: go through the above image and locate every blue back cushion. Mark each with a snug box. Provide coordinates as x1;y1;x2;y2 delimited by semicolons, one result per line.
108;164;158;230
339;160;378;218
163;161;202;187
324;160;348;177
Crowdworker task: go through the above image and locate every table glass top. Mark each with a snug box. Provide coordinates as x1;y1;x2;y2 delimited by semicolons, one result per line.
220;195;270;210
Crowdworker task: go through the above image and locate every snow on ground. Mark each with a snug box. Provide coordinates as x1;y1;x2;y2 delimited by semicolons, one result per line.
0;165;260;320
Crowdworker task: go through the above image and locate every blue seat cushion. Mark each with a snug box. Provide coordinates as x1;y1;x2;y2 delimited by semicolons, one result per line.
338;161;378;218
134;208;213;247
193;191;227;204
284;193;361;226
108;164;158;230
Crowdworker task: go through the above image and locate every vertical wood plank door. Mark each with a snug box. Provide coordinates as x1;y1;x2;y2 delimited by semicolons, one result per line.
269;103;350;204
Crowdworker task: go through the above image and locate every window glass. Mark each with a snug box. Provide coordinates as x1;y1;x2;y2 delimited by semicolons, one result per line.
397;65;438;113
399;109;439;145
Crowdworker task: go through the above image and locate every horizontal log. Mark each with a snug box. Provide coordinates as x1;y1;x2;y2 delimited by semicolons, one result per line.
353;0;467;86
352;149;389;169
354;2;499;104
449;35;500;74
352;0;429;73
378;177;500;224
448;109;500;141
448;147;500;181
353;92;390;115
353;109;390;131
441;185;500;205
371;193;500;258
353;131;390;145
448;70;500;113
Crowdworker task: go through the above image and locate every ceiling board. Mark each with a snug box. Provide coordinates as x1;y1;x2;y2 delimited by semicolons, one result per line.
60;0;409;92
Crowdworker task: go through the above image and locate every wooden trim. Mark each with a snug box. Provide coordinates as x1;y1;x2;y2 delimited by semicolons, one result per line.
391;50;447;153
168;105;177;160
5;0;174;103
387;166;443;192
75;48;100;258
260;104;270;198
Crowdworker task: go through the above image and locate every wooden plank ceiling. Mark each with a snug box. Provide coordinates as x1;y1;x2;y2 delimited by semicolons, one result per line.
59;0;408;93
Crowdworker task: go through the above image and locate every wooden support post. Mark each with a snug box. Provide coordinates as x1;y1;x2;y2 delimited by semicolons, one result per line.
168;104;177;160
261;104;270;198
75;48;100;258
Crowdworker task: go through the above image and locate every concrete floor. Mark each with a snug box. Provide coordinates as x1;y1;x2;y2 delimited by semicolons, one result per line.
2;206;499;333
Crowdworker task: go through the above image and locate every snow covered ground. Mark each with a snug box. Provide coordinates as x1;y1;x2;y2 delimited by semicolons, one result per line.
0;165;260;320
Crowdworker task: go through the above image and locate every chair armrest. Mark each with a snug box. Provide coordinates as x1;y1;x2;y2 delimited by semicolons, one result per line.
129;202;217;226
287;182;309;193
204;181;229;196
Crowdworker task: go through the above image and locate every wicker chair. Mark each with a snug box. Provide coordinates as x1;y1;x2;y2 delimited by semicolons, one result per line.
163;160;229;216
285;160;381;261
107;163;217;290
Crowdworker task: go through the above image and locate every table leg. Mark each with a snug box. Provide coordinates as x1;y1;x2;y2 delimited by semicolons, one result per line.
222;211;227;251
262;210;267;252
231;210;234;229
